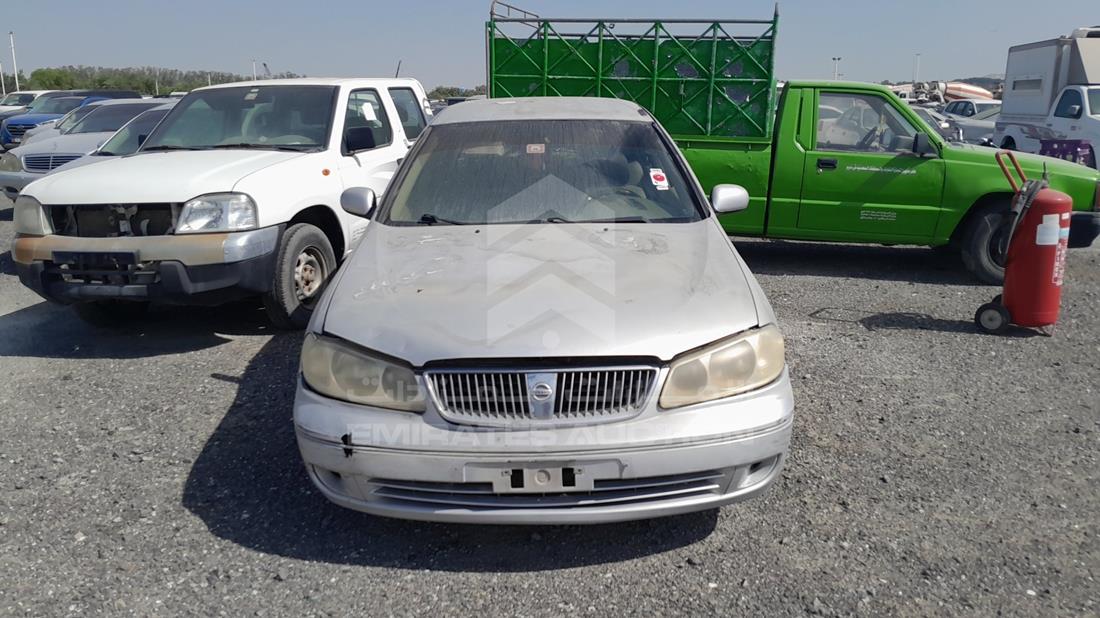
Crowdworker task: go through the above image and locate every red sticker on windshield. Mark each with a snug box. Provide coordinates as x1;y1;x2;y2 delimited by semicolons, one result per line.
649;168;669;190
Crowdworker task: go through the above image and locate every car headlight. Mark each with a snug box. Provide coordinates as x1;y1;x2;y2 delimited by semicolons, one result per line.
301;333;425;412
659;324;785;409
175;192;257;234
13;194;52;236
0;152;22;172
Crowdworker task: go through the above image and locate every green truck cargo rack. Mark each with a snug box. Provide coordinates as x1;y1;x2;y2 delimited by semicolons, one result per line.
486;1;779;142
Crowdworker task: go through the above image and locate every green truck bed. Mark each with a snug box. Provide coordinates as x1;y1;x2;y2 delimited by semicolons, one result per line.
487;2;778;142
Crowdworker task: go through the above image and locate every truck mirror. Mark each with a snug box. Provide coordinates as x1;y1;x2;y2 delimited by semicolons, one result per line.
913;132;937;156
341;187;376;218
711;184;750;214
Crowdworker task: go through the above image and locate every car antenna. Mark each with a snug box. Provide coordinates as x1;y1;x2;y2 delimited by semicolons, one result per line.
394;60;402;78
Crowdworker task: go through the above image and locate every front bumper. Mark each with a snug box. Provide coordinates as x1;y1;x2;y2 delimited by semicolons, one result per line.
1069;212;1100;249
0;169;43;201
14;226;281;305
294;369;795;525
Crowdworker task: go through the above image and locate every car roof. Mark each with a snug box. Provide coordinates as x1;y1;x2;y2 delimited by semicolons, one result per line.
431;97;650;125
89;98;159;107
193;77;422;92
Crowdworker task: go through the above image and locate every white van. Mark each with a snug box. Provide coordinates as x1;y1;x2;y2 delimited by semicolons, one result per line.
12;78;431;327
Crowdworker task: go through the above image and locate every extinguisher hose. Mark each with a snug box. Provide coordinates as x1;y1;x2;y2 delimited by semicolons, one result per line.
994;178;1047;265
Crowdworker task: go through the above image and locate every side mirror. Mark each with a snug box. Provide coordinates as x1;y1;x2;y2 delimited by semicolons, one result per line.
1067;104;1082;118
913;132;937;156
341;187;376;218
711;184;750;214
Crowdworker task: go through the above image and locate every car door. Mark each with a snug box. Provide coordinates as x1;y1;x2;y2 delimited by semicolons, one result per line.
796;90;946;242
335;88;408;246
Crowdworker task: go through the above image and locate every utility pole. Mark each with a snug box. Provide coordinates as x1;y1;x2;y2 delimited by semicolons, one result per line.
9;32;19;91
913;53;922;84
0;60;5;96
252;59;257;80
831;57;842;81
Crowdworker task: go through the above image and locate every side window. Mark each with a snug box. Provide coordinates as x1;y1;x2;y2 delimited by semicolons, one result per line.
344;89;393;153
1054;90;1083;119
943;102;956;115
961;102;974;117
388;87;427;140
816;92;918;154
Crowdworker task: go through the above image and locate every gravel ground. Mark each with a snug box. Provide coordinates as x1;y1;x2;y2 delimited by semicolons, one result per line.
0;196;1097;617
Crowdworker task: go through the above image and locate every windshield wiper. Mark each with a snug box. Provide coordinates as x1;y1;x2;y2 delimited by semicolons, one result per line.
211;143;312;152
141;145;207;152
417;213;468;226
546;215;650;224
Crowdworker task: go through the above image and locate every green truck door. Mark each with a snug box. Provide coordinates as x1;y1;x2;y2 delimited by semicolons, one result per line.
796;91;946;241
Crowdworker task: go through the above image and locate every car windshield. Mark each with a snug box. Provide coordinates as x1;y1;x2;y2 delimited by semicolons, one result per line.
0;93;34;106
972;107;1000;121
141;85;337;151
69;103;157;134
34;97;83;115
382;120;703;226
98;109;170;156
1089;88;1100;117
57;105;98;132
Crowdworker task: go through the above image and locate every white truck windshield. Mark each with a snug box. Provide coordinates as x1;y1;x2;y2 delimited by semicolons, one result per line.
141;85;338;152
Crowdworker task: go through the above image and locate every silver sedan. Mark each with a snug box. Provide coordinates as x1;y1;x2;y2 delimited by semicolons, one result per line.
294;97;794;524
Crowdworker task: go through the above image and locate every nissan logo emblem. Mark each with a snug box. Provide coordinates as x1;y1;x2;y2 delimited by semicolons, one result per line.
531;382;553;401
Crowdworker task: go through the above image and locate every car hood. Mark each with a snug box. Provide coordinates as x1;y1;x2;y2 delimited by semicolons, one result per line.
4;113;62;126
13;132;112;156
23;149;306;204
943;142;1100;181
322;220;760;366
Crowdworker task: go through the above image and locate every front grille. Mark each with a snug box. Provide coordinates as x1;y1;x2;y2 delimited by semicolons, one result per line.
369;469;726;509
427;367;657;427
22;153;82;172
48;204;177;237
6;124;32;139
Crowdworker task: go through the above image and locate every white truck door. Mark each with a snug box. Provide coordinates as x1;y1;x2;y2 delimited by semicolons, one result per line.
1049;88;1085;140
335;88;408;247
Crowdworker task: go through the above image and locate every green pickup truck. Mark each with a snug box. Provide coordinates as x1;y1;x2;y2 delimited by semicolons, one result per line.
486;4;1100;283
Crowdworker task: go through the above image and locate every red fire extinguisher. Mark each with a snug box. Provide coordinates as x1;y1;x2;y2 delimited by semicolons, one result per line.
975;151;1072;334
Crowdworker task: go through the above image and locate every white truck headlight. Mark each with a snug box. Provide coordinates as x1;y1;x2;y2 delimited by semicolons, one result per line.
176;192;258;234
0;152;22;172
13;194;52;236
301;333;426;412
659;324;785;409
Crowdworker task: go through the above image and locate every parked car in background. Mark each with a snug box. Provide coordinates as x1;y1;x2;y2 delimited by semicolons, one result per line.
0;99;169;200
47;104;175;175
295;96;794;524
20;100;110;146
0;90;141;149
13;78;432;327
942;98;1001;118
994;26;1099;169
948;107;1000;145
0;90;54;114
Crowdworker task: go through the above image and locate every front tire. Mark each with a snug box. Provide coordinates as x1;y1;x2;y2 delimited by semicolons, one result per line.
960;202;1010;285
263;223;336;330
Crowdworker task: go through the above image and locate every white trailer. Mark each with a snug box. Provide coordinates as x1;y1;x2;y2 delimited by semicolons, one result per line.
993;27;1100;169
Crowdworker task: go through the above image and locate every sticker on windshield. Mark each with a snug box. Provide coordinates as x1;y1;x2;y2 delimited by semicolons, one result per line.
649;168;669;190
526;143;545;154
244;88;259;101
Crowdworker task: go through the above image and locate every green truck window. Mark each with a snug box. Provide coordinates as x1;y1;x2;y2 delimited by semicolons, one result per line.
816;93;918;154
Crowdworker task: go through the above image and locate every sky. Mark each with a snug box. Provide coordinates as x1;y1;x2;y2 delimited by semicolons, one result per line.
0;1;1095;88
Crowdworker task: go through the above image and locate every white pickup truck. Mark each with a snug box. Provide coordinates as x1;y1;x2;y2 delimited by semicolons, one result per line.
994;27;1100;170
12;78;431;327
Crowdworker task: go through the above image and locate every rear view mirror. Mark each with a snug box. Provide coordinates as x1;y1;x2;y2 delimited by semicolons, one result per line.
137;134;148;146
913;132;937;156
711;184;750;214
1067;104;1082;118
341;187;376;218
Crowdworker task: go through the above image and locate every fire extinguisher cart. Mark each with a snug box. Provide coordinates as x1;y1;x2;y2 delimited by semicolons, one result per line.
975;151;1073;335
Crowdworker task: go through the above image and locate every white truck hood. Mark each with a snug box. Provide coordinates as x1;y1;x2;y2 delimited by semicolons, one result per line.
23;149;306;204
321;220;761;366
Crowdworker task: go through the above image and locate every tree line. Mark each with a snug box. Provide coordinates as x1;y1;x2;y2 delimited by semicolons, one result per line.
1;66;487;100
